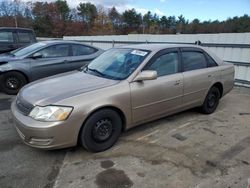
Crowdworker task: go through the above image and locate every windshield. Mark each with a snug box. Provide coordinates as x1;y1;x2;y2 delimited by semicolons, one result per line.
11;42;47;57
84;48;150;80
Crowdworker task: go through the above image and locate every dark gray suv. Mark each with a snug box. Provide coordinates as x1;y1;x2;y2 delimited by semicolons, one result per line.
0;27;37;54
0;40;103;94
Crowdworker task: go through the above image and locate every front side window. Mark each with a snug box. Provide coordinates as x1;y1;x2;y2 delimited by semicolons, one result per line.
37;44;70;58
182;51;207;71
84;48;150;80
72;44;97;56
17;32;31;43
0;31;13;42
11;42;47;57
145;52;179;77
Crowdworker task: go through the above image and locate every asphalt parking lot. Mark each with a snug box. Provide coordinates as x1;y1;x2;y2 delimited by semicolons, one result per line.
0;87;250;188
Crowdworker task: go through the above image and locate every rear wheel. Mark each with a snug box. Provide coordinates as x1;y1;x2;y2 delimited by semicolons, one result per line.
80;109;122;152
201;87;220;114
0;72;27;95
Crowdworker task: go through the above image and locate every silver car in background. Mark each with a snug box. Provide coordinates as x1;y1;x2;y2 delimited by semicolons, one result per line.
0;40;103;94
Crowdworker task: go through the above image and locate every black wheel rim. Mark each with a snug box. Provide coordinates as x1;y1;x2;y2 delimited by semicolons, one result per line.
207;92;218;109
92;118;113;142
5;77;20;90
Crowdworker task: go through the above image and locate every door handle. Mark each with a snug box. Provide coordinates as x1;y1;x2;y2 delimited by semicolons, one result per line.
63;60;68;63
208;75;212;78
174;80;181;85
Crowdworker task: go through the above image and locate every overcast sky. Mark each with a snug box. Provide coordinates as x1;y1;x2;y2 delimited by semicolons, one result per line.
22;0;250;21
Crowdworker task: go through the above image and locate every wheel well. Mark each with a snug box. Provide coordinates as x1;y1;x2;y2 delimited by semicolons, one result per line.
3;70;29;83
77;106;127;145
212;82;223;98
101;106;127;131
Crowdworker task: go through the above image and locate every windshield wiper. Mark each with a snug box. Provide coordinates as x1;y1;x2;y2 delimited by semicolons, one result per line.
84;65;120;80
84;65;106;77
88;68;106;76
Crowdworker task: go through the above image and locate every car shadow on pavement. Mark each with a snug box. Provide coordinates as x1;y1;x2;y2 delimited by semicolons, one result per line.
0;89;16;111
122;108;199;138
0;98;13;111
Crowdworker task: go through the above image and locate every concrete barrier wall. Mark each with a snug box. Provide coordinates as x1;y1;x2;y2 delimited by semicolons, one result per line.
64;33;250;87
37;37;62;41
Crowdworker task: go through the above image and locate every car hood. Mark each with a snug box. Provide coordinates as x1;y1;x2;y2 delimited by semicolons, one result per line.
0;54;22;63
19;71;120;106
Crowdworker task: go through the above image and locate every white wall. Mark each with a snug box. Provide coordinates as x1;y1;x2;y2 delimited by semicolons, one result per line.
64;33;250;87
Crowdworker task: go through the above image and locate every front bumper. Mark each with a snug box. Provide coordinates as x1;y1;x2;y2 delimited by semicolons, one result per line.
11;101;80;149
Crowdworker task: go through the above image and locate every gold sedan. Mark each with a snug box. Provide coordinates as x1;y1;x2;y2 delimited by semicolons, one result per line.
11;44;235;152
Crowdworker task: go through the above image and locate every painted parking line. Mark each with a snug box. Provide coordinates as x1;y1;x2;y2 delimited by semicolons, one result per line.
167;121;194;136
148;139;159;144
167;128;177;134
178;122;191;129
111;146;121;151
136;130;159;141
135;119;195;143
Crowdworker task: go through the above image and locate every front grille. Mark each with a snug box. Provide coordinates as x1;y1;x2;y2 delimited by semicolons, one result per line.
16;97;33;116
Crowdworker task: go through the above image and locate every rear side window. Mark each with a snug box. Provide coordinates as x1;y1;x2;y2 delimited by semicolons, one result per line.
38;44;70;58
72;44;97;56
17;32;33;43
182;51;207;71
0;31;14;42
206;54;218;67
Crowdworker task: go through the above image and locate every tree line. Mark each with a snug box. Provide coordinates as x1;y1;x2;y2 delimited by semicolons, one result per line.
0;0;249;37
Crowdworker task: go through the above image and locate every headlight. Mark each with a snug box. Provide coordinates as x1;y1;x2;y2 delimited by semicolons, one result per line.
29;106;73;122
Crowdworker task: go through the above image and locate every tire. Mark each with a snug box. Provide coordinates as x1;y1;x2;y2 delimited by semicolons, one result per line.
201;87;220;114
0;72;27;95
80;109;122;152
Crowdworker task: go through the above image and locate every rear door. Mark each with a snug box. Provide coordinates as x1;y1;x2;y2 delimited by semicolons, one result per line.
30;44;70;80
181;47;220;108
130;48;183;124
0;29;17;53
64;44;99;71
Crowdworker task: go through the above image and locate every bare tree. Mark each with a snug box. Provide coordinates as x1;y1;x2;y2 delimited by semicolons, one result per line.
0;0;14;16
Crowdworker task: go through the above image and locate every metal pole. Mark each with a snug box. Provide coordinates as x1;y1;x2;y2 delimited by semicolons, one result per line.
14;16;18;28
14;0;18;27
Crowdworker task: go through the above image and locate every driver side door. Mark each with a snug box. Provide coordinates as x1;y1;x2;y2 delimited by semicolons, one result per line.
30;44;70;81
130;48;183;124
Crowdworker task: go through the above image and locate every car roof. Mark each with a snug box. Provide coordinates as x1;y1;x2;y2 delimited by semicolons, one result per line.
120;43;205;51
38;40;101;49
0;27;34;32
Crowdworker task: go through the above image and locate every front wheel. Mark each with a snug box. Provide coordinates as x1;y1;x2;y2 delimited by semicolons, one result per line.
201;87;220;114
80;109;122;152
0;72;27;95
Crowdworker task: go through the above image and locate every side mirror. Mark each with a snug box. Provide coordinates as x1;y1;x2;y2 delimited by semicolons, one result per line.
32;52;43;59
134;70;157;82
